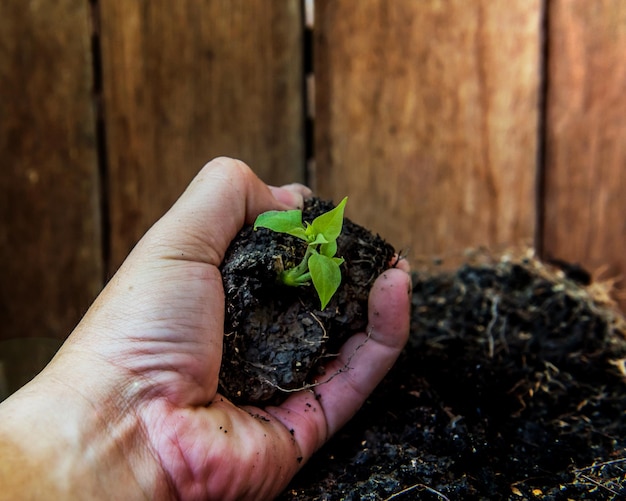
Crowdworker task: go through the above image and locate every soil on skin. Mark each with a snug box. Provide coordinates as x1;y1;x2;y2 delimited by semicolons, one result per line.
219;197;395;405
279;250;626;500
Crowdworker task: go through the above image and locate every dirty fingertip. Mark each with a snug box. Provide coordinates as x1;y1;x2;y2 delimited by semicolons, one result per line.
391;254;411;274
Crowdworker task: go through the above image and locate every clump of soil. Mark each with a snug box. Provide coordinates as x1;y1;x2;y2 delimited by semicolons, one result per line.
280;250;626;500
219;197;395;405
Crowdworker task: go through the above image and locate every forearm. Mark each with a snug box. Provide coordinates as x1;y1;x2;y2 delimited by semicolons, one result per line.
0;371;168;500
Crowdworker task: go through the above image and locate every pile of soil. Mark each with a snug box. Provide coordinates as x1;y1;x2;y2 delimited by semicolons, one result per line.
279;250;626;500
219;198;394;404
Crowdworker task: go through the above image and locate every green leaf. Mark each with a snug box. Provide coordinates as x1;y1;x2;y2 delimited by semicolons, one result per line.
309;197;347;242
309;233;329;246
319;240;337;258
309;253;342;310
254;210;307;240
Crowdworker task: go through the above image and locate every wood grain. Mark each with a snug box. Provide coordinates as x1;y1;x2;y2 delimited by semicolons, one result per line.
99;0;304;273
543;0;626;305
315;0;541;266
0;1;102;340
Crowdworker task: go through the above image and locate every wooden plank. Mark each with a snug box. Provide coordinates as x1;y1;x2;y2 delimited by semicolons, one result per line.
99;0;304;273
315;0;541;266
0;1;102;340
543;0;626;306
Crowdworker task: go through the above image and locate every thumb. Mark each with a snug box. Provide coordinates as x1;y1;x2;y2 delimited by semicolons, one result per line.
137;157;303;266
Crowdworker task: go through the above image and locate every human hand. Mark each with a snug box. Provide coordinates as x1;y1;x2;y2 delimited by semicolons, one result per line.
0;158;411;500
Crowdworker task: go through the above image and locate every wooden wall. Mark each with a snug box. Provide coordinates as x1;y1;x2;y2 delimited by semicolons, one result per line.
315;0;540;263
99;0;304;271
2;0;626;351
542;0;626;289
1;1;102;341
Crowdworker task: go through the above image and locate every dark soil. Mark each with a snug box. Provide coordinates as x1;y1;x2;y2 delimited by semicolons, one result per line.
278;250;626;500
219;197;395;405
219;199;626;499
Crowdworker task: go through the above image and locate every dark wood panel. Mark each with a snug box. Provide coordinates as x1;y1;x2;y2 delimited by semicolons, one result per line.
0;1;102;340
543;0;626;308
315;0;541;266
99;0;305;272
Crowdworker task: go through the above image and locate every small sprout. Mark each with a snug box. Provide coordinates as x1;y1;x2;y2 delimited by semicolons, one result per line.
254;197;348;309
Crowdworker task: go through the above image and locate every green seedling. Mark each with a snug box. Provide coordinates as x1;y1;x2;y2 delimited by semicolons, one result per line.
254;197;348;309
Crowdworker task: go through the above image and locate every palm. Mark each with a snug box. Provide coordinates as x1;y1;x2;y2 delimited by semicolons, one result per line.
105;257;311;498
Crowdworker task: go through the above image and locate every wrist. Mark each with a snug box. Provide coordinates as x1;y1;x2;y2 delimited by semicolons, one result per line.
0;364;170;500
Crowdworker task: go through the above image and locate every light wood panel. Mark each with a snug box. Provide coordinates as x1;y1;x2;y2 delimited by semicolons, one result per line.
315;0;541;265
0;1;102;340
99;0;305;273
543;0;626;305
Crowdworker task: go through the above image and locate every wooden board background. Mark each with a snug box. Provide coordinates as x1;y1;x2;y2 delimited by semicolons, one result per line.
0;0;102;341
542;0;626;294
2;0;626;357
315;0;540;265
99;0;304;273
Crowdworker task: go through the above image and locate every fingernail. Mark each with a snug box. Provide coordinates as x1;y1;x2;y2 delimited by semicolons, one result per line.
281;183;313;198
269;186;304;209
